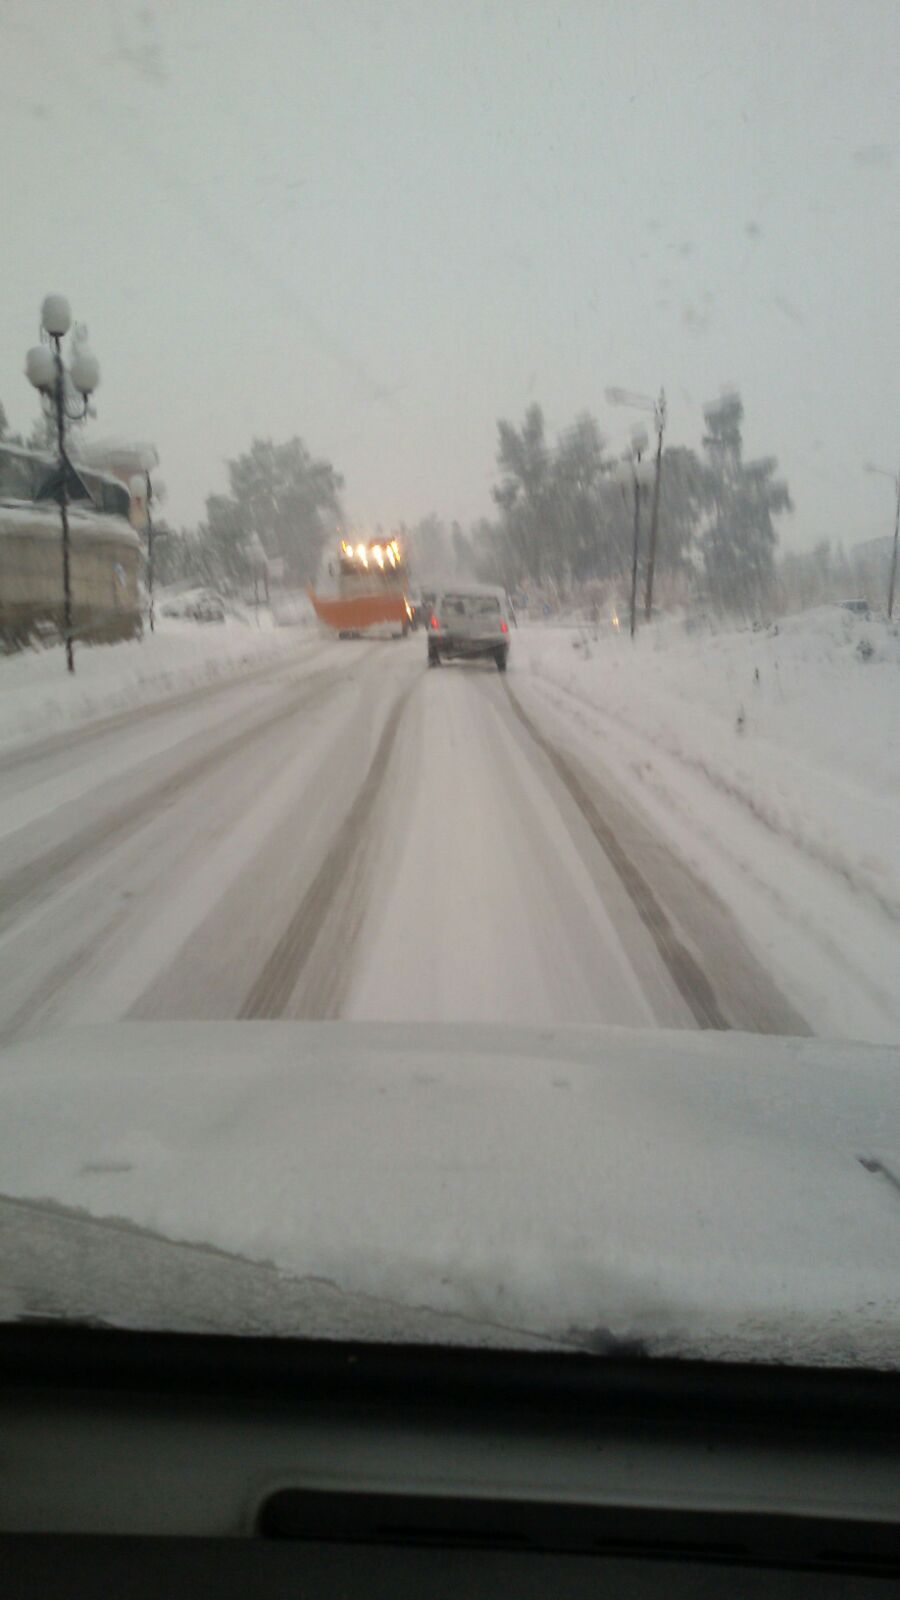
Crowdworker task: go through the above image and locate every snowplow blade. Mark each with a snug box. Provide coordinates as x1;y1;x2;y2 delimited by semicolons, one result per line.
307;587;409;633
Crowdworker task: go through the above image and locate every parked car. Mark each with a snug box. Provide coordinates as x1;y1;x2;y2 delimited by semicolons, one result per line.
161;588;227;623
427;584;511;671
192;595;226;623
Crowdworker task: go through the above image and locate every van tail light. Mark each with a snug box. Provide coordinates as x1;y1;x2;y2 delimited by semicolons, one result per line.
430;613;440;630
500;619;508;633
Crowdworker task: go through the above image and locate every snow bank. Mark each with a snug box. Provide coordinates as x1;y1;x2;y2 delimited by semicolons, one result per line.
0;613;314;755
513;607;900;1040
271;590;316;627
0;501;141;549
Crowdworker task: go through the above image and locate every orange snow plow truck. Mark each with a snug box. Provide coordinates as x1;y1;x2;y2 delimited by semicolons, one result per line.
308;536;413;637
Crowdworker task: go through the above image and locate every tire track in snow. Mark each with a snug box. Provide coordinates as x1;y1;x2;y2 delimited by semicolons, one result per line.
503;683;732;1030
529;661;900;926
346;664;667;1028
516;667;893;1035
0;662;360;937
239;680;417;1019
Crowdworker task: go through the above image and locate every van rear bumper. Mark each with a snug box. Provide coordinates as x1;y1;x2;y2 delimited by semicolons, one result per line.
429;634;504;657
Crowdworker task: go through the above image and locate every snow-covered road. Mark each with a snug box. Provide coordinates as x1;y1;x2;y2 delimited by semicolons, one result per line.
0;632;817;1044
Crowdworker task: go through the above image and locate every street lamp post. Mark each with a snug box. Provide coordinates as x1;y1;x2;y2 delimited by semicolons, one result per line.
606;386;667;620
863;462;900;620
24;295;100;673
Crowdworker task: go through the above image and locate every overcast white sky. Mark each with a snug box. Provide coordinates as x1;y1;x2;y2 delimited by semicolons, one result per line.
2;0;897;549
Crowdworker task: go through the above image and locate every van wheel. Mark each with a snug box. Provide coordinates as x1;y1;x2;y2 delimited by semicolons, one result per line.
495;650;508;672
428;649;440;667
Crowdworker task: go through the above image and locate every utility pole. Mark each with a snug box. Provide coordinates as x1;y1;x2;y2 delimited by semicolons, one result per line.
625;428;648;639
644;388;667;621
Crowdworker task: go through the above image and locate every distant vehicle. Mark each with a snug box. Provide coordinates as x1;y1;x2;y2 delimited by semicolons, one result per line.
308;536;412;638
839;598;870;616
160;588;226;623
192;595;226;623
427;583;511;671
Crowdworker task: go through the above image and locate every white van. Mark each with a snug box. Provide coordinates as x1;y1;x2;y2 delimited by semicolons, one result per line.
427;584;512;671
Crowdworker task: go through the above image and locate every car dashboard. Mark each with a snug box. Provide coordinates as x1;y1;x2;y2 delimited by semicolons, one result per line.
1;1326;898;1596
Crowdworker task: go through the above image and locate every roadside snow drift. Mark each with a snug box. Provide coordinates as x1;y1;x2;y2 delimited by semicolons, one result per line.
513;608;900;1042
0;612;315;754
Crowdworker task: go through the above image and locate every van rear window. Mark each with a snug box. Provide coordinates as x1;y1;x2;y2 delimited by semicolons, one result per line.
442;594;501;617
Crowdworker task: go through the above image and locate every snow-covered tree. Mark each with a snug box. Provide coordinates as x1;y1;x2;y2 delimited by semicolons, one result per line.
551;414;617;583
450;520;475;578
202;494;252;585
214;436;344;586
493;404;554;582
700;392;792;615
406;514;452;584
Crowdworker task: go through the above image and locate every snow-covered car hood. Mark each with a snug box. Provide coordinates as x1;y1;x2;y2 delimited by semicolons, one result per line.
0;1022;897;1366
